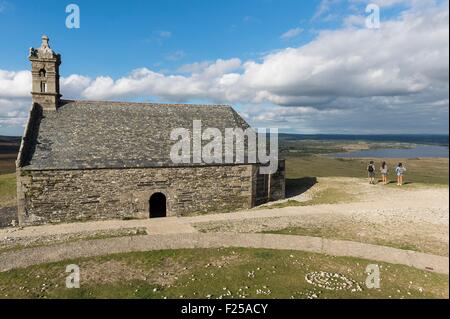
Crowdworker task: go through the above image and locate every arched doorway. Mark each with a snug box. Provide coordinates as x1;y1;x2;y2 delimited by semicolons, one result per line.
149;193;166;218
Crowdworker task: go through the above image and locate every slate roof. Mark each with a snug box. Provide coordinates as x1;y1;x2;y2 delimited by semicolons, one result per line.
21;100;253;170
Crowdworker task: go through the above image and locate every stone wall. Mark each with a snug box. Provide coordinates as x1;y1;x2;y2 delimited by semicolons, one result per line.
251;160;286;206
270;159;286;201
17;165;254;225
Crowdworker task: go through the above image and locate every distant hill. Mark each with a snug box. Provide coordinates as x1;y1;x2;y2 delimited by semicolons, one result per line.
0;136;20;174
279;134;449;147
0;136;21;155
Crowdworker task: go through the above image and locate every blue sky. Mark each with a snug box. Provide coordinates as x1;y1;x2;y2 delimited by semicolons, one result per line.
1;0;327;75
0;0;449;135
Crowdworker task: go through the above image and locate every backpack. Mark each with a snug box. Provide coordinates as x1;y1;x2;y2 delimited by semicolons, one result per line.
368;165;374;173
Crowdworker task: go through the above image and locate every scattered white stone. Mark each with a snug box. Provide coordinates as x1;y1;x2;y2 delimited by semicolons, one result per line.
305;271;362;292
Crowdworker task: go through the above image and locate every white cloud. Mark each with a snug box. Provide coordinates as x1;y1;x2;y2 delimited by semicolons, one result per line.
177;61;212;74
0;1;448;134
0;98;29;132
240;2;448;107
313;0;342;20
85;2;446;107
343;14;366;28
80;58;243;101
0;70;31;98
60;74;91;98
280;27;304;40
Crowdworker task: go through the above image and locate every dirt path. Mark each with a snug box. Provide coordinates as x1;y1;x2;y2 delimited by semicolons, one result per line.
0;232;448;274
0;178;447;272
2;178;447;238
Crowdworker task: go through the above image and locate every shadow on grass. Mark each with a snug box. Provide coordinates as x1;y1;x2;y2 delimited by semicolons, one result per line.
286;177;317;198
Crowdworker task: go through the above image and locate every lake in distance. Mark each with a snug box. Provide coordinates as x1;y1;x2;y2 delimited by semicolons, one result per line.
329;144;449;158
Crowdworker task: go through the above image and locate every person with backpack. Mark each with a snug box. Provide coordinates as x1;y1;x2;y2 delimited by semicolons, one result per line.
396;163;406;186
367;161;376;184
380;161;388;185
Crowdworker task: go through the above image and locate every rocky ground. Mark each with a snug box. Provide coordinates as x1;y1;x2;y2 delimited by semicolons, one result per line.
0;227;147;253
0;177;448;256
191;178;449;256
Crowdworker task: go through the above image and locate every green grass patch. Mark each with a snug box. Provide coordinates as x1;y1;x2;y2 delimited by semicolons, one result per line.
263;223;448;257
0;154;17;175
285;155;449;185
0;248;447;299
0;173;16;206
266;187;353;209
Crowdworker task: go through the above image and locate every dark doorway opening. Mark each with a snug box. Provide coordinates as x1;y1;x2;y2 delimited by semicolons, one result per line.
149;193;166;218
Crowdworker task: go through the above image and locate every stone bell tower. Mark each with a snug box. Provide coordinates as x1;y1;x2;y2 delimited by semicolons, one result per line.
29;35;61;111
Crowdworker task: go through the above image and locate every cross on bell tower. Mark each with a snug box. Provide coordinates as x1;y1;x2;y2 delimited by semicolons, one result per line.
29;35;62;111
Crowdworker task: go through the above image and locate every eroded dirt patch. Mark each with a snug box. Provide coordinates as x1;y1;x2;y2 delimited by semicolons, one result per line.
80;250;246;287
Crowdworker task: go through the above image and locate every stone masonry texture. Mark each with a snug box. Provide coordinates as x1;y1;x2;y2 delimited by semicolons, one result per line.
17;165;256;225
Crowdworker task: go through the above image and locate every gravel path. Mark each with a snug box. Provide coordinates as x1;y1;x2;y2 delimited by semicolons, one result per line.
0;178;447;274
0;233;448;274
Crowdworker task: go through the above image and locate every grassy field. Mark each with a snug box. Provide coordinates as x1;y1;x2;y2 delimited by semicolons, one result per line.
0;136;20;175
0;248;447;299
0;173;16;207
279;139;416;155
285;155;449;185
0;155;17;175
266;186;353;209
263;219;448;256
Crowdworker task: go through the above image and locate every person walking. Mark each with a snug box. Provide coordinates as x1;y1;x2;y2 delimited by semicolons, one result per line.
395;162;406;186
367;161;376;184
380;161;388;185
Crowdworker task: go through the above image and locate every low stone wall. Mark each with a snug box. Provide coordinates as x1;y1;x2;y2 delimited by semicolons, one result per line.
17;165;254;225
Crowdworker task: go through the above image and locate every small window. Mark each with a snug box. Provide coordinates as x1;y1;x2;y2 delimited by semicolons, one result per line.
40;82;47;93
